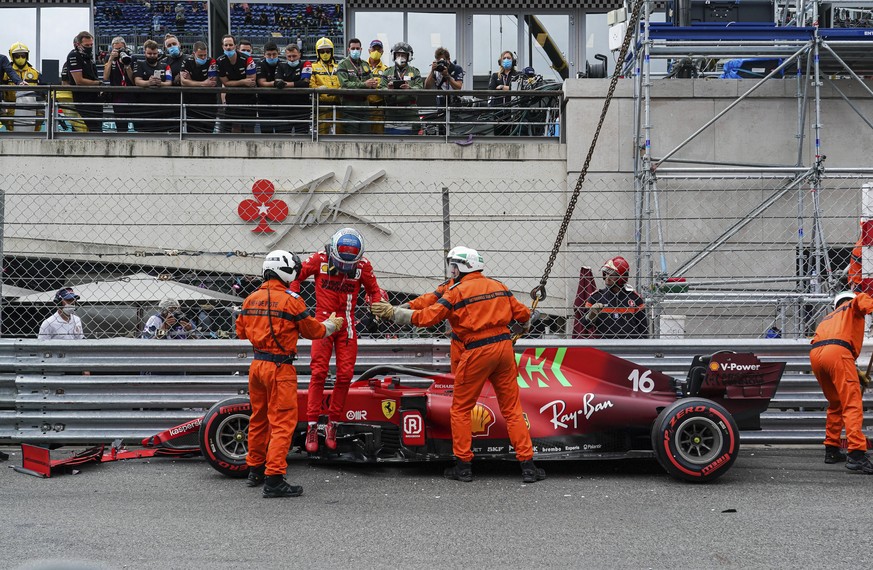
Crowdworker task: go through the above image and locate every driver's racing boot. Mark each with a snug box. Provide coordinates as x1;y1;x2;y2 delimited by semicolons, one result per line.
325;421;338;450
263;475;304;498
305;423;319;453
846;451;873;474
443;460;473;482
246;464;265;487
520;460;546;483
824;445;845;464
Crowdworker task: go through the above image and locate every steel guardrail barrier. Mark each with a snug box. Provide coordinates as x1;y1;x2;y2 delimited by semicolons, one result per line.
0;338;868;445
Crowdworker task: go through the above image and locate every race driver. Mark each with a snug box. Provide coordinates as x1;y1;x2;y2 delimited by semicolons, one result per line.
290;228;386;452
236;250;343;498
371;246;546;484
810;291;873;473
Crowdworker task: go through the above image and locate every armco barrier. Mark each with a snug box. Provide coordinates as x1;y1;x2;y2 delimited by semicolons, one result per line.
0;338;869;445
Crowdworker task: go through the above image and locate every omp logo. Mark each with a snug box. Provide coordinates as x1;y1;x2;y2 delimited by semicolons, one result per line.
471;403;495;437
719;362;761;372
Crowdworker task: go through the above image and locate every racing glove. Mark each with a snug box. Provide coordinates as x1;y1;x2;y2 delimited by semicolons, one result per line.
586;303;604;322
322;312;344;336
371;302;413;325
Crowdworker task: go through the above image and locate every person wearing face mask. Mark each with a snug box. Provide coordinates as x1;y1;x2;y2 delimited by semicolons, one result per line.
133;39;174;133
217;34;257;134
488;50;519;135
2;42;42;132
238;40;255;60
309;37;342;134
336;38;379;135
102;36;134;133
161;34;186;87
256;41;289;135
274;44;312;135
378;41;423;135
39;288;85;340
370;247;545;484
366;39;386;134
180;41;218;133
65;31;103;132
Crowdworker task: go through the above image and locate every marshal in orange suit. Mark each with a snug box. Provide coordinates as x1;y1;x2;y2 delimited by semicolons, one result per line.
810;291;873;473
372;246;545;484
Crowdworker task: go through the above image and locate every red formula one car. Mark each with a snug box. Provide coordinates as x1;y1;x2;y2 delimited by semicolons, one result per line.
198;347;785;483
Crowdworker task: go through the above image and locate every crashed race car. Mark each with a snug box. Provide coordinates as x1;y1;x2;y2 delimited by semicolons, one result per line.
197;346;784;483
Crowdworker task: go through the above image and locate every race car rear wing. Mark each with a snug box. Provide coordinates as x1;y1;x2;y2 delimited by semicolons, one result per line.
684;351;785;430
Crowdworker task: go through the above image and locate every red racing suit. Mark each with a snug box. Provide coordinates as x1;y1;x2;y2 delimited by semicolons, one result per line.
810;292;873;452
408;278;463;373
409;272;533;462
236;280;327;476
290;250;385;422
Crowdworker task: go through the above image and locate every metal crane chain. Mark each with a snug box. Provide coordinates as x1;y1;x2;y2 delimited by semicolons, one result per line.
528;0;645;307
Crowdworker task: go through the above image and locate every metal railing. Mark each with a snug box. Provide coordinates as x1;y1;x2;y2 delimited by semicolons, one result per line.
0;338;866;445
0;85;562;142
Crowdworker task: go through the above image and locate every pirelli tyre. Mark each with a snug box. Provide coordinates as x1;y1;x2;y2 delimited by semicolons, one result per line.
651;398;739;483
199;396;252;478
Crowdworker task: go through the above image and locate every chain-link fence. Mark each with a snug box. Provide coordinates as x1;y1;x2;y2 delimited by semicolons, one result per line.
0;169;865;340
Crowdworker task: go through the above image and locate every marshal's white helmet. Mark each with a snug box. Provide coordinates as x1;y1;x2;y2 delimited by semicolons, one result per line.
446;246;484;274
263;250;301;285
833;290;856;310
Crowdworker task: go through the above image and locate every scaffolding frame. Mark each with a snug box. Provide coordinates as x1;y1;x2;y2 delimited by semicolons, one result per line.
628;1;873;337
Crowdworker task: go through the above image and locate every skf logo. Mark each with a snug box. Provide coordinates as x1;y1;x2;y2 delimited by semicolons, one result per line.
238;179;288;234
709;361;720;372
471;403;495;438
381;399;396;420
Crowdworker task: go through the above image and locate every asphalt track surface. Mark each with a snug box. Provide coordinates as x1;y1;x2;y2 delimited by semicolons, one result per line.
2;445;871;569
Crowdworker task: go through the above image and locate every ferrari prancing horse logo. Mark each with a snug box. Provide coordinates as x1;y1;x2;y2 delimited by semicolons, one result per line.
381;399;396;420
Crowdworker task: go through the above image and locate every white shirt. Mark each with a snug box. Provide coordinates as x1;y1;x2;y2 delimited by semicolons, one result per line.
38;311;85;340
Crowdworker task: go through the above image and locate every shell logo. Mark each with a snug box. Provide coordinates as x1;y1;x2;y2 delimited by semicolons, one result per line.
471;403;495;437
709;361;720;372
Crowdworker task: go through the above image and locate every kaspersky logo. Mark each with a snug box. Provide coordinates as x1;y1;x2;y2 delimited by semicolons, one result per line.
516;347;572;389
471;403;495;437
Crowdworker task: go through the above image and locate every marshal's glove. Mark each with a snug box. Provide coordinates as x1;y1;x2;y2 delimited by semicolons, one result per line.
859;369;871;393
274;79;286;89
370;301;395;319
586;303;604;322
371;301;413;325
322;312;344;336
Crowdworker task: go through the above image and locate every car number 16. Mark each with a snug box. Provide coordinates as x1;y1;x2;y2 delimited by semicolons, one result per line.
628;369;655;392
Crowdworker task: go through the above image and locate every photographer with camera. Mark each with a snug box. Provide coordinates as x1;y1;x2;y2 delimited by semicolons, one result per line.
103;36;134;132
424;47;464;95
142;297;195;339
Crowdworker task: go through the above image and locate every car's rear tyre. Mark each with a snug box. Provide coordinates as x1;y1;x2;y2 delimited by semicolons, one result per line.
651;398;739;483
199;397;252;478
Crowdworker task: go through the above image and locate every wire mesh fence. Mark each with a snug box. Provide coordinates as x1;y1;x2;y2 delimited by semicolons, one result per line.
0;169;866;340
